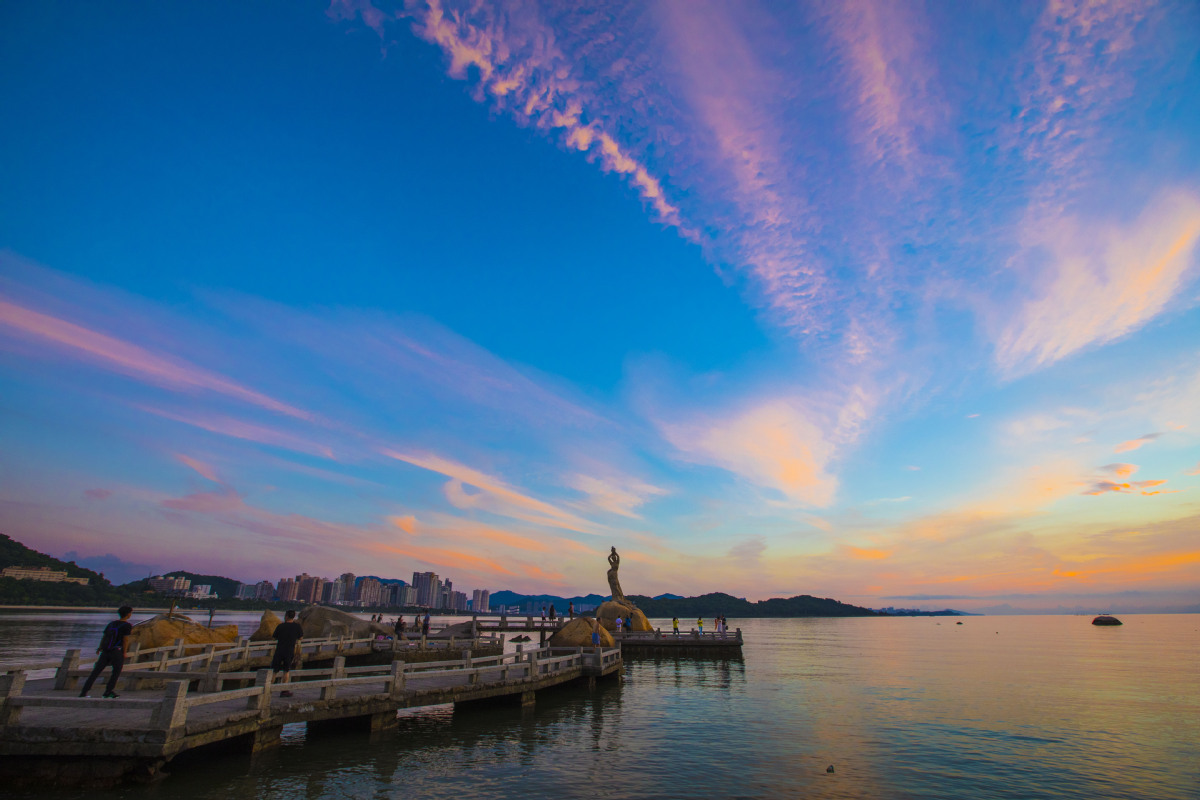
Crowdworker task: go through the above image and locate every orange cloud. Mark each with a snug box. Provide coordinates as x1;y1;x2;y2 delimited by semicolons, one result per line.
1187;463;1200;476
1101;463;1138;478
567;473;667;519
368;541;516;578
663;400;838;507
1115;433;1162;453
1083;478;1168;496
996;191;1200;373
841;545;892;560
391;515;416;534
0;297;309;419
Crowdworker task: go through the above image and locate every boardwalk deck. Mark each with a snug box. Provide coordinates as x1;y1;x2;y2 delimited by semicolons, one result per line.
0;643;621;786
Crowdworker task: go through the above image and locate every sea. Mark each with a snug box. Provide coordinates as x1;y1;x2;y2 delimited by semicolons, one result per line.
0;610;1196;799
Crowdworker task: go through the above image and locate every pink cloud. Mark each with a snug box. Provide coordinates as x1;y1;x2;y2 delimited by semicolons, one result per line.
176;454;221;483
83;488;112;501
0;297;310;420
1100;463;1138;478
143;407;337;459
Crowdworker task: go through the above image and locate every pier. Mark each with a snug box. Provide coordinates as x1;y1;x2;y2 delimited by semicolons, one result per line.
478;615;744;654
0;634;622;786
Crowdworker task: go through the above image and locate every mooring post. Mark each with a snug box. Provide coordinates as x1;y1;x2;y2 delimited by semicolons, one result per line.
248;669;273;715
0;670;27;726
54;649;81;690
388;660;405;698
152;680;188;732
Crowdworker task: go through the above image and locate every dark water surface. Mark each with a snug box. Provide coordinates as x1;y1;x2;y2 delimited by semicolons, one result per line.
2;611;1196;799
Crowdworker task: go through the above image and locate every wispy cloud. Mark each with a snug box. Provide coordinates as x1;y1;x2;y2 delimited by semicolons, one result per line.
995;191;1200;374
1115;432;1162;454
0;297;311;420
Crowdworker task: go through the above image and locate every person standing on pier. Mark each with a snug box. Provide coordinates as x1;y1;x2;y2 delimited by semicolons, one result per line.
271;609;304;698
697;617;704;634
591;617;601;649
549;604;556;622
422;612;431;637
568;602;574;620
79;605;133;698
672;616;679;636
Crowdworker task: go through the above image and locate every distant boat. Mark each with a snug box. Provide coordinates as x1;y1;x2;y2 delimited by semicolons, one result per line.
1092;614;1122;626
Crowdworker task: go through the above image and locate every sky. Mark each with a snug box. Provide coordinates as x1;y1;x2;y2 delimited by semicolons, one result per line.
1;1;1198;613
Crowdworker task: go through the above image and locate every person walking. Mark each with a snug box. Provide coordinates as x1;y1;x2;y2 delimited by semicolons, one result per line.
672;616;679;636
271;609;304;698
79;605;134;698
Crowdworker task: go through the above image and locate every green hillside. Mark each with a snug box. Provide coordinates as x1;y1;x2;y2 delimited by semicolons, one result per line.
0;533;135;606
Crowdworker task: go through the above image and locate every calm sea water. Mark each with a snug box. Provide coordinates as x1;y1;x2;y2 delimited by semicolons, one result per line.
1;610;1196;799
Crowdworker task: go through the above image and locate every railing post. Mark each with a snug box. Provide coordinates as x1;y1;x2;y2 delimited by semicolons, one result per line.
737;628;743;643
173;638;186;658
388;660;405;698
528;650;538;678
0;670;27;726
54;649;81;690
152;680;188;732
201;660;221;693
127;641;142;663
247;669;273;715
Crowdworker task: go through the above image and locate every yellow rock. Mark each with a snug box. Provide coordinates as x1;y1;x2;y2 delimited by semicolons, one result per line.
128;613;239;651
595;600;653;632
249;609;282;641
548;617;615;648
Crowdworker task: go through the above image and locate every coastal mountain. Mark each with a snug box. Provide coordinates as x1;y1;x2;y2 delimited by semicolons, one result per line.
120;571;242;599
487;588;879;618
627;592;879;618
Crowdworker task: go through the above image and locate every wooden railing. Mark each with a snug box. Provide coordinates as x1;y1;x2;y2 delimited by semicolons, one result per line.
0;645;620;733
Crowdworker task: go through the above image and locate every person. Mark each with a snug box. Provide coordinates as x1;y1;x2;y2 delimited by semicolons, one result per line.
549;604;556;622
271;609;304;698
568;602;575;620
541;606;547;621
697;617;704;634
394;616;404;637
672;616;679;636
79;606;134;698
615;615;623;634
591;617;601;649
422;612;431;637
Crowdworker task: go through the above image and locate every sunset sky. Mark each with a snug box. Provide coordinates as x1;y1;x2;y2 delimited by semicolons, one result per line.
2;1;1198;612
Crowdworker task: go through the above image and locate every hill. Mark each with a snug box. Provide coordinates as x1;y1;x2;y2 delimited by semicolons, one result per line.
119;571;242;599
0;533;135;606
627;592;879;618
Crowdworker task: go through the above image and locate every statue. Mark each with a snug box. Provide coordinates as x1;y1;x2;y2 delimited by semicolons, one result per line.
607;546;625;602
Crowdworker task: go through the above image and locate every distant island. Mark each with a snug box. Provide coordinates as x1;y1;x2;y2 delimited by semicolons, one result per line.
0;532;914;617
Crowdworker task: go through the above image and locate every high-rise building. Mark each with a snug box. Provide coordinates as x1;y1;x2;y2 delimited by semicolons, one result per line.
322;579;345;604
339;573;356;603
276;578;298;602
400;585;417;606
448;590;468;611
255;580;275;601
411;572;440;607
472;589;490;613
148;575;191;594
296;574;325;604
357;577;383;607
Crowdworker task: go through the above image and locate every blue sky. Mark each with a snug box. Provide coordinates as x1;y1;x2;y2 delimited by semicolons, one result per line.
1;1;1198;612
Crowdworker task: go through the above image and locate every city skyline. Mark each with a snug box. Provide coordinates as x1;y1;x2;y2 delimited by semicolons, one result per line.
1;2;1198;613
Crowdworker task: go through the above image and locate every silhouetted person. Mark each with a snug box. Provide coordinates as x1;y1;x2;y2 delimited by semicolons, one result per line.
79;606;133;698
272;609;304;697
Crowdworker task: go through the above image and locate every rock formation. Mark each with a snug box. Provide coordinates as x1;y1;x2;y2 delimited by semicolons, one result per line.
128;613;239;650
548;617;616;648
248;609;282;641
297;604;393;639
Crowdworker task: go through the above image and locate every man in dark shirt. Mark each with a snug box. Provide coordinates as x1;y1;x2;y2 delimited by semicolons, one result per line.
271;609;304;697
80;606;134;698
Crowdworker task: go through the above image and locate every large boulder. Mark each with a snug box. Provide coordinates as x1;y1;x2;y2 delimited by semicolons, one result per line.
248;609;282;642
128;613;239;651
548;617;615;648
595;600;653;632
296;605;392;639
